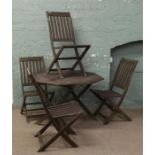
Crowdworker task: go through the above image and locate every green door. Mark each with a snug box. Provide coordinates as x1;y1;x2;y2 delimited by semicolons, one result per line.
110;41;143;108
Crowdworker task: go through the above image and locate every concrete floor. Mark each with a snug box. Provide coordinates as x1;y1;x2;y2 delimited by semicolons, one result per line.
13;107;142;155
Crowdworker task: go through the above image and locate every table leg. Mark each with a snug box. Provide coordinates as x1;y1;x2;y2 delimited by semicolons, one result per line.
67;85;93;117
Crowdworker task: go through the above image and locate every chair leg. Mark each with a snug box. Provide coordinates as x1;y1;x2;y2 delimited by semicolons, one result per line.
20;95;29;122
35;121;52;137
90;89;132;124
38;114;81;152
55;119;69;135
104;111;117;124
25;111;29;122
94;102;104;116
98;112;107;120
54;115;81;147
115;107;132;121
58;118;76;135
105;100;132;121
49;92;55;103
103;105;132;124
68;86;93;117
90;89;108;116
20;95;26;114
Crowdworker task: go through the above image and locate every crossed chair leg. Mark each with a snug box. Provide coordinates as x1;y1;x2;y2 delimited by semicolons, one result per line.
103;101;132;124
90;90;132;124
35;114;81;152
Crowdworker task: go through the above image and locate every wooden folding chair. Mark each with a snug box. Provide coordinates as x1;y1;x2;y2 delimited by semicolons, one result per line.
45;11;96;116
46;11;90;78
26;67;83;152
19;56;53;122
90;58;138;124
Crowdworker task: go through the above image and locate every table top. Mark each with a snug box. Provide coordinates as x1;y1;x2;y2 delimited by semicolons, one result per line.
33;70;103;86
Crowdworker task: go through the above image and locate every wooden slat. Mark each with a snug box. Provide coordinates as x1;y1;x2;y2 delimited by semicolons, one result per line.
47;100;82;118
25;63;29;84
55;16;59;39
49;16;55;40
53;16;59;40
62;16;67;40
36;61;40;73
67;17;74;40
64;16;70;40
59;16;65;40
20;62;24;85
38;60;42;73
57;16;63;40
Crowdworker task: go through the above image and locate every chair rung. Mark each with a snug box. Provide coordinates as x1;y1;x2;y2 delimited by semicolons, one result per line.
27;109;46;116
54;47;62;49
28;113;47;118
25;102;43;105
25;107;44;111
50;68;72;71
58;57;80;60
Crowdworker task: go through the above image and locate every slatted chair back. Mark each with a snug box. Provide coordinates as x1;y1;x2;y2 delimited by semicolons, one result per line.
111;58;138;92
46;11;89;78
19;56;45;94
46;11;75;42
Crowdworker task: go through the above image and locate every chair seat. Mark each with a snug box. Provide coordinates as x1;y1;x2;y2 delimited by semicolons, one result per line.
48;100;83;118
91;89;122;98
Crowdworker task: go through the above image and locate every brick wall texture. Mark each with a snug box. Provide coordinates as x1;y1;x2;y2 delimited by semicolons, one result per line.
13;0;143;105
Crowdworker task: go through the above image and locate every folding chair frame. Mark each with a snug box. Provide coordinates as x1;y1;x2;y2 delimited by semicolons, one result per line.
90;58;138;124
26;68;83;152
19;56;53;122
90;90;132;124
